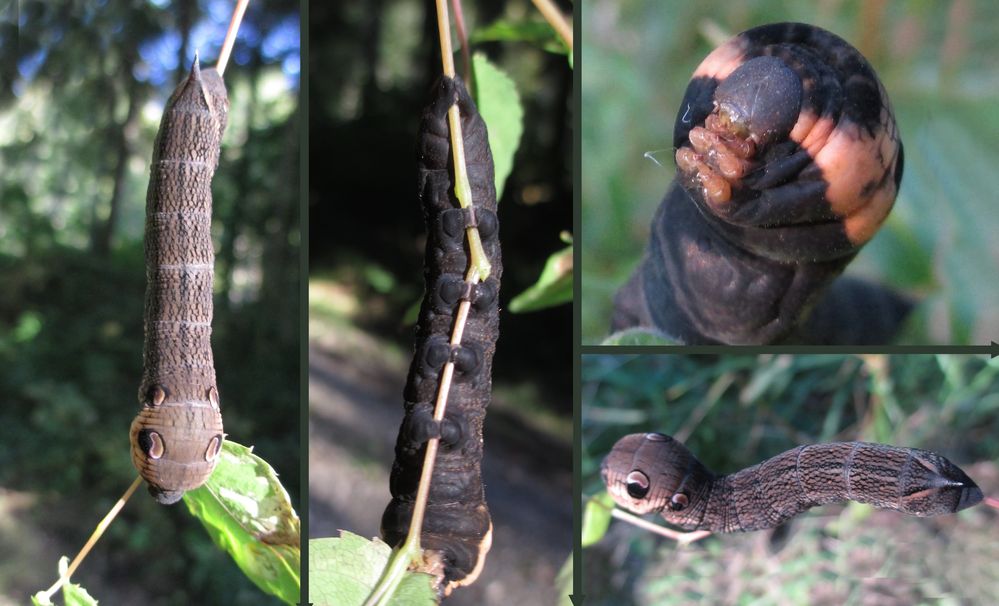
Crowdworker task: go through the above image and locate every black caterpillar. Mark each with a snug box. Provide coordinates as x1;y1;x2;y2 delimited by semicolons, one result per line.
380;75;501;595
611;23;909;345
130;58;227;505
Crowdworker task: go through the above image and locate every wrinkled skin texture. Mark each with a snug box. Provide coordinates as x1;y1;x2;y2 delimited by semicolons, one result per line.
602;433;983;532
612;23;909;344
130;59;227;505
380;75;499;595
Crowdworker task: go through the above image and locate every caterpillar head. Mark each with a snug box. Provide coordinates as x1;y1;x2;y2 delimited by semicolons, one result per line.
601;432;708;518
130;383;225;504
673;23;903;262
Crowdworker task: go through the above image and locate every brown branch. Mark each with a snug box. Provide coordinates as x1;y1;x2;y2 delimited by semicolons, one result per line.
217;0;250;76
530;0;572;50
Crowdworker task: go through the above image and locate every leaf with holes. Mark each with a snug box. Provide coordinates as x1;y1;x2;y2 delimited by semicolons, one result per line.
183;440;300;605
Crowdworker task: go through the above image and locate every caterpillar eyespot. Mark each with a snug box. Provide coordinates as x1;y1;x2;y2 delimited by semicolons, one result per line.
205;435;223;462
149;385;166;407
380;74;500;596
129;58;228;505
626;471;650;499
137;429;165;460
612;23;910;345
602;433;983;532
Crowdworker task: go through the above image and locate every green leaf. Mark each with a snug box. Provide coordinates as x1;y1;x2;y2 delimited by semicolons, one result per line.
59;579;98;606
470;19;569;56
310;533;437;606
602;328;680;346
183;441;301;606
582;492;616;547
31;556;99;606
555;554;573;606
471;53;523;200
509;244;573;312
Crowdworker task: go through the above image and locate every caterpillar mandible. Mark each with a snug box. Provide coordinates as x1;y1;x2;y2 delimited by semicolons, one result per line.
612;23;908;345
130;58;228;505
602;433;983;532
380;75;501;595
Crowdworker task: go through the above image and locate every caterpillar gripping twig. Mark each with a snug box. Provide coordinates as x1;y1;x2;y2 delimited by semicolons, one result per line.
381;75;500;594
602;433;983;533
130;58;228;505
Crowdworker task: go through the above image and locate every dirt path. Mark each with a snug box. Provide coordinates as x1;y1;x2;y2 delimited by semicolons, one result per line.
309;326;572;606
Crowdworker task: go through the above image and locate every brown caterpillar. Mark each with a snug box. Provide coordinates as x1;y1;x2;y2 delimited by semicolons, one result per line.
602;433;983;532
380;75;500;595
129;58;228;505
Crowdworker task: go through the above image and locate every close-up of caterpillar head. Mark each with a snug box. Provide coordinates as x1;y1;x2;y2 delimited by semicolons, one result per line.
589;5;999;346
130;384;225;504
672;22;903;262
605;21;914;345
601;432;709;519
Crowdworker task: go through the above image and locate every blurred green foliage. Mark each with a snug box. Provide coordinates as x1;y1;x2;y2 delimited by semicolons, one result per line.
0;1;299;604
581;0;999;343
582;354;999;605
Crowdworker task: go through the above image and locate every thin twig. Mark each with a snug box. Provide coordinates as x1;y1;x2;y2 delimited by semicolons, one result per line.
436;0;455;78
450;0;471;83
397;278;479;562
435;0;491;280
216;0;250;76
610;508;713;545
530;0;573;50
38;476;143;600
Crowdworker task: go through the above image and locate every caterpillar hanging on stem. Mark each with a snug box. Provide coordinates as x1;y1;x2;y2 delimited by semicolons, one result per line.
36;2;249;599
129;0;248;505
128;54;229;504
378;73;501;596
365;1;501;602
